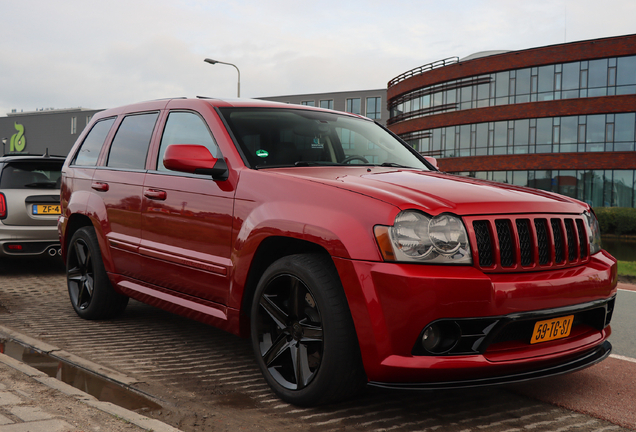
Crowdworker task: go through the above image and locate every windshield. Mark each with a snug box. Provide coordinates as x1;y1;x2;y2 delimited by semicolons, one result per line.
218;107;429;170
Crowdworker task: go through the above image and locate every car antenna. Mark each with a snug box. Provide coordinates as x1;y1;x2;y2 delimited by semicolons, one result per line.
44;148;50;158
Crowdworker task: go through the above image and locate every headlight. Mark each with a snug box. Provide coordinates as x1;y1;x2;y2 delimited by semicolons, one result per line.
374;210;472;264
584;210;602;255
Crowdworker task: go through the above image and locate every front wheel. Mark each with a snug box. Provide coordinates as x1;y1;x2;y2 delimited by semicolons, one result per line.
66;227;128;320
251;254;366;406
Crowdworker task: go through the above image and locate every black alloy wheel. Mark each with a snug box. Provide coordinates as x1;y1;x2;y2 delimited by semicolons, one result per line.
251;254;366;406
67;235;95;311
256;273;324;390
66;227;128;320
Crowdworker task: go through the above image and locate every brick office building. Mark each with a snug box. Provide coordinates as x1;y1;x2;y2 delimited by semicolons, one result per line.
387;34;636;208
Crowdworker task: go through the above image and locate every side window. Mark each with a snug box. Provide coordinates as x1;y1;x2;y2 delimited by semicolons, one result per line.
106;112;159;170
157;111;219;171
72;117;116;166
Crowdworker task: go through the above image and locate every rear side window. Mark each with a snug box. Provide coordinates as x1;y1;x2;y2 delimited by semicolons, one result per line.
156;111;219;171
107;112;159;170
72;117;116;166
0;161;63;189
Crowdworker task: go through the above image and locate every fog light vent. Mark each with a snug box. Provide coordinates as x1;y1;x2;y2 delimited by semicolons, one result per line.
420;321;461;354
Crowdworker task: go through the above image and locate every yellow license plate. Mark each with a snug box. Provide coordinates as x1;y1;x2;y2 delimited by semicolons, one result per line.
33;204;61;215
531;315;574;344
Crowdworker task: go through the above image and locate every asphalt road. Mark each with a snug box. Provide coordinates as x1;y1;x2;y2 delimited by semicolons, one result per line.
609;287;636;358
0;257;634;431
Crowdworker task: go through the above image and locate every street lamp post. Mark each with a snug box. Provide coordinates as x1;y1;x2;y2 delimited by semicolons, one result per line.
204;58;241;98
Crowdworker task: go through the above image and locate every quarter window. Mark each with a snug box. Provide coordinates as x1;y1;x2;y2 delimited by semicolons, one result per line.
72;117;116;166
107;113;159;170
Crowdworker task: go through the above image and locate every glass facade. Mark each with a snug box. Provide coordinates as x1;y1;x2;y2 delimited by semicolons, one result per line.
389;44;636;208
390;55;636;123
404;113;636;157
457;169;635;208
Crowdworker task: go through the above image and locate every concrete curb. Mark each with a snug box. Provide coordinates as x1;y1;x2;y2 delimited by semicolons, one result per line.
0;326;181;432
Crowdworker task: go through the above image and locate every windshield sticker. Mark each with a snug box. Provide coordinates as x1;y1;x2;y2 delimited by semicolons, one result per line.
256;149;269;158
312;137;324;149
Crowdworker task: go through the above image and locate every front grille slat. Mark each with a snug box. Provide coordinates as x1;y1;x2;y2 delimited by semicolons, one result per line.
469;215;591;273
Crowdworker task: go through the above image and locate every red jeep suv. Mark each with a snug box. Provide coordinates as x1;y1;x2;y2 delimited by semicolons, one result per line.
58;98;617;406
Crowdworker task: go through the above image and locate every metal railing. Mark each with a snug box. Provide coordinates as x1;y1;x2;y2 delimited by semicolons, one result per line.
388;57;459;88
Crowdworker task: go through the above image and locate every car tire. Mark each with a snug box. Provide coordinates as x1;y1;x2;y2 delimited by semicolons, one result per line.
66;226;128;320
251;253;366;406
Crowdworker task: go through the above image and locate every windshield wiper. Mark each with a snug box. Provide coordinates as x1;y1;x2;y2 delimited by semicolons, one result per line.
379;162;411;168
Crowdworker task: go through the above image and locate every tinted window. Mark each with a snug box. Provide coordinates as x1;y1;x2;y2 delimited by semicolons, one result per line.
0;161;63;189
157;111;218;171
219;108;428;170
72;117;116;166
107;113;158;169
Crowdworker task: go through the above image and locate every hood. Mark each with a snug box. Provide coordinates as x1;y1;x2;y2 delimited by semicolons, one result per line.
272;167;587;216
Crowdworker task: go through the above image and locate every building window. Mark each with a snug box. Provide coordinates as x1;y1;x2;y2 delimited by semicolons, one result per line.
301;101;315;107
71;117;77;134
366;97;382;119
320;100;334;110
456;169;635;208
408;112;636;159
389;54;636;124
346;98;361;115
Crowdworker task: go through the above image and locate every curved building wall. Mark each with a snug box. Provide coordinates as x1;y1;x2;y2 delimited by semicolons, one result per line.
387;34;636;208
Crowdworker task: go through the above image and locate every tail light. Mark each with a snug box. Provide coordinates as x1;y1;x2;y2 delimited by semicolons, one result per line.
0;193;6;219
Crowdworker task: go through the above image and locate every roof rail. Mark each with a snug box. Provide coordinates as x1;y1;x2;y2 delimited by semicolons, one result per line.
388;57;459;88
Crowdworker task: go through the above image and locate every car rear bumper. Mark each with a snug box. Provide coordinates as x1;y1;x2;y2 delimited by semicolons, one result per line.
0;224;61;257
333;250;617;384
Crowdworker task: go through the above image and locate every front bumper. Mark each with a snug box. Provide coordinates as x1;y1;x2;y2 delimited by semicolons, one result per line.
333;250;617;385
369;340;611;390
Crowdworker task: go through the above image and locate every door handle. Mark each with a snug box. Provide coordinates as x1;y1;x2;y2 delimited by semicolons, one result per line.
144;189;167;200
91;182;109;192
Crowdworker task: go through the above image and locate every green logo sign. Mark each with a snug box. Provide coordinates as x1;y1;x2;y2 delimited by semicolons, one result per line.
256;149;269;158
10;123;26;152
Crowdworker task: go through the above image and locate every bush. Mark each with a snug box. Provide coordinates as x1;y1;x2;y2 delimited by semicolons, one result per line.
594;207;636;235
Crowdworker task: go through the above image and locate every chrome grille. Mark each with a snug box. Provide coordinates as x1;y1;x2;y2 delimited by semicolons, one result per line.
468;214;590;272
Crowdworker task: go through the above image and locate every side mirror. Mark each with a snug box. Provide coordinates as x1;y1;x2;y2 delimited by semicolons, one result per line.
163;144;228;180
423;155;438;170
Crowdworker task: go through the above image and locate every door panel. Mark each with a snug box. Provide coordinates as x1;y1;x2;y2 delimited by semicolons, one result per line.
139;110;234;304
141;172;234;303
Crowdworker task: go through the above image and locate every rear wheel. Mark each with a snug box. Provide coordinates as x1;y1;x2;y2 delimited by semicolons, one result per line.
66;227;128;320
251;253;366;406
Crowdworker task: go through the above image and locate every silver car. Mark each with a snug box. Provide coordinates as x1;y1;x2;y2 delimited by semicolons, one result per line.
0;154;65;258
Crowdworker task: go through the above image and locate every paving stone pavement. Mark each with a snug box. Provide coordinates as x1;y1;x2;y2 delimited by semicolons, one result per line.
0;353;180;432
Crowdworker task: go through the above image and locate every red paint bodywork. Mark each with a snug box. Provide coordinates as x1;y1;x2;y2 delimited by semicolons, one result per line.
58;98;617;386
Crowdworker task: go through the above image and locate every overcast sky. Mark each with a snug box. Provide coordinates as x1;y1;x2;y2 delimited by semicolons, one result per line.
2;0;636;116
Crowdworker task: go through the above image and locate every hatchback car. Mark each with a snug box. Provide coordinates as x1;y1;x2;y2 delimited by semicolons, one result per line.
0;153;64;258
58;98;617;406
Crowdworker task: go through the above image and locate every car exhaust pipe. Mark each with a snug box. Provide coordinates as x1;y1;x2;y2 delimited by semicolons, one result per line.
48;247;61;257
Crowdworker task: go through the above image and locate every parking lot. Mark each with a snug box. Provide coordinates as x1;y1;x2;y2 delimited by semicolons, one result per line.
0;257;634;431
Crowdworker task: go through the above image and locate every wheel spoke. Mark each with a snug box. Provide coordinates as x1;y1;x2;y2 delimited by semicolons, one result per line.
260;295;288;330
291;343;312;389
74;241;87;269
76;280;87;308
67;266;83;281
300;322;323;342
263;333;292;367
289;278;302;318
